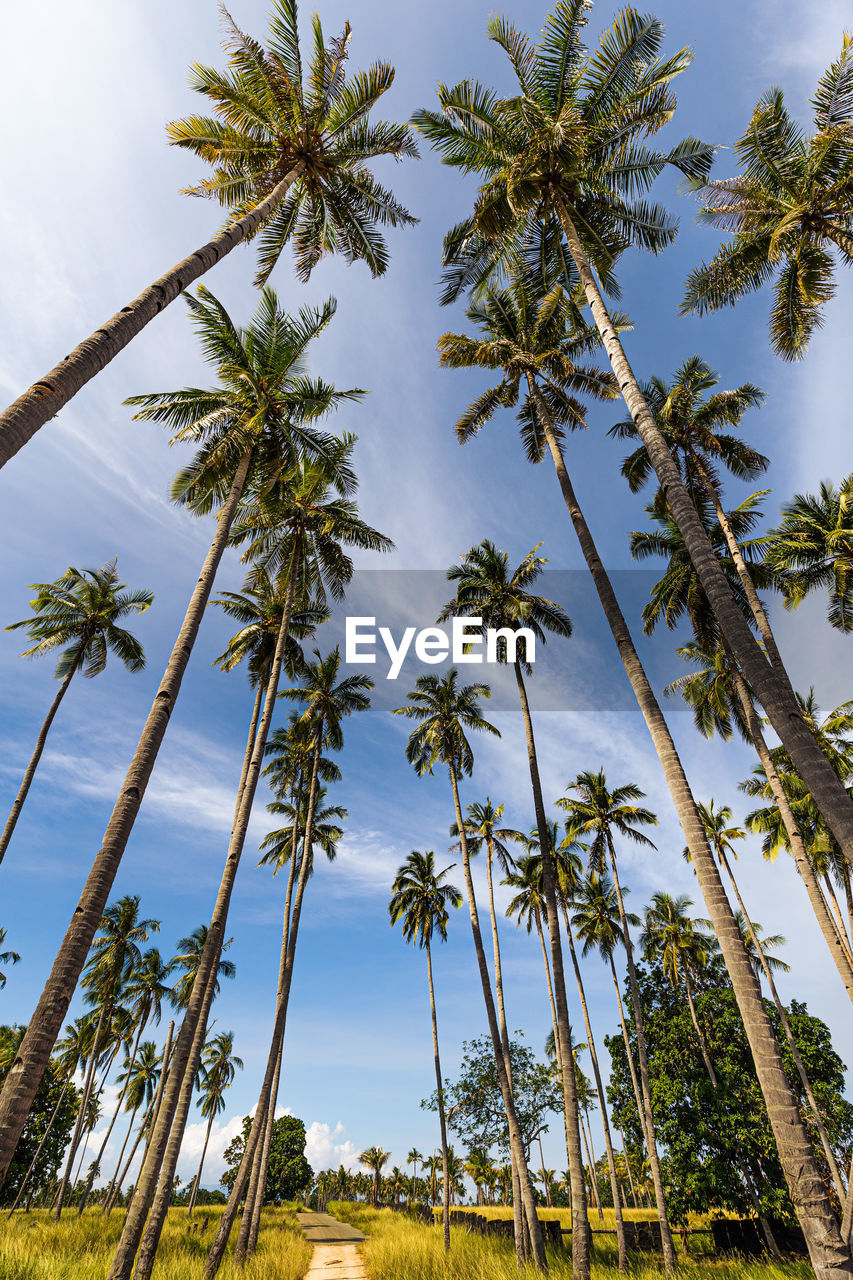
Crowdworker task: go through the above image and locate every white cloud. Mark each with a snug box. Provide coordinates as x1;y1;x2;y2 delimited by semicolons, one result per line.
304;1121;358;1174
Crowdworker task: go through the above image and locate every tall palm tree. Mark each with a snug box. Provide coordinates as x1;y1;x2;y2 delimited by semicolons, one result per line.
169;929;235;1013
389;850;462;1251
641;892;719;1086
359;1147;391;1208
682;35;853;358
188;1032;243;1218
439;539;595;1274
560;769;675;1260
1;562;153;864
53;897;158;1219
0;288;344;1188
407;1148;423;1203
764;476;853;633
103;1033;169;1217
691;799;846;1200
205;651;372;1275
553;837;628;1270
421;6;853;942
393;669;546;1268
0;1;417;469
0;930;20;989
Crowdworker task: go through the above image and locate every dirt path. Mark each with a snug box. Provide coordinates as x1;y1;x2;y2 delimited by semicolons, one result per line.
298;1212;367;1280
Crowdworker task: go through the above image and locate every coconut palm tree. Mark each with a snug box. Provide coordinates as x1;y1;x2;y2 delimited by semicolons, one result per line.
682;35;853;359
0;930;20;989
407;1148;424;1203
1;562;153;864
0;1;417;469
641;892;719;1086
101;1038;164;1216
560;769;675;1258
421;7;853;925
359;1147;391;1208
389;850;462;1251
0;289;347;1190
170;929;236;1013
187;1032;243;1218
53;897;158;1219
764;476;853;633
393;669;546;1268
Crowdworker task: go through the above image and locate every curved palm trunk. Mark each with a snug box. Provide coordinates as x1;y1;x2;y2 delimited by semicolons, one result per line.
448;764;547;1269
608;956;648;1150
617;1127;639;1210
606;847;677;1270
0;168;305;471
681;967;718;1088
555;200;853;863
78;1016;148;1216
717;848;846;1199
531;373;851;1279
514;659;591;1278
729;659;853;995
6;1079;71;1217
207;713;322;1276
562;906;628;1269
102;1105;141;1216
0;451;252;1188
244;1039;283;1255
106;1022;174;1218
54;1001;110;1220
0;649;83;864
110;568;297;1280
579;1111;602;1221
426;942;451;1253
187;1113;216;1218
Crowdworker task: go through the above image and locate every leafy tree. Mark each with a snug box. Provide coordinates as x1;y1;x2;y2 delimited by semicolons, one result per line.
221;1114;312;1203
0;0;417;469
1;562;153;863
0;1026;78;1209
605;961;853;1228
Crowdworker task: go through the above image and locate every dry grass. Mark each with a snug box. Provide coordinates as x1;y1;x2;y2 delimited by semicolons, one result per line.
0;1205;312;1280
326;1204;814;1280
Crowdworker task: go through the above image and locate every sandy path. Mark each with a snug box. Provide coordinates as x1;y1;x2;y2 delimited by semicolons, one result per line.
298;1211;367;1280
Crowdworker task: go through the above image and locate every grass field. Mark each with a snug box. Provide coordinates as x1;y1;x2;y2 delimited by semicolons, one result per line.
327;1203;814;1280
0;1206;312;1280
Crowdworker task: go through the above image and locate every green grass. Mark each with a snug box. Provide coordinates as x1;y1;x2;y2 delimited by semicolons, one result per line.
326;1203;814;1280
0;1206;312;1280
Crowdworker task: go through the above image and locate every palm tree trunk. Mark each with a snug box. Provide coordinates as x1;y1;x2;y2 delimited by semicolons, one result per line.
730;664;853;993
617;1127;639;1210
681;967;718;1087
0;451;253;1189
102;1106;140;1217
6;1079;71;1217
187;1113;216;1218
514;658;591;1277
110;566;297;1280
841;864;853;956
78;1017;148;1216
562;905;627;1269
609;955;648;1151
207;712;322;1277
426;942;451;1253
245;1039;283;1255
606;846;677;1270
447;763;547;1269
717;849;846;1200
106;1022;174;1217
528;369;851;1277
555;196;853;865
54;1000;110;1220
0;649;83;864
0;168;306;470
579;1112;602;1221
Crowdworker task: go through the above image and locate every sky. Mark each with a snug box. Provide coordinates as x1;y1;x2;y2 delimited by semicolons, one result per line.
0;0;851;1194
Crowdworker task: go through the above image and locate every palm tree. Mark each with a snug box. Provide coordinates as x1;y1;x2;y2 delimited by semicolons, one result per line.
560;769;675;1260
205;650;372;1275
1;562;153;863
0;288;344;1190
0;930;20;989
764;476;853;633
393;669;546;1268
104;1031;171;1217
553;836;628;1269
438;537;600;1273
407;1148;423;1203
641;892;719;1086
53;896;158;1219
0;0;417;469
389;850;462;1251
170;929;236;1012
505;852;563;1075
359;1147;391;1208
682;35;853;359
422;6;853;922
690;800;846;1200
188;1032;243;1217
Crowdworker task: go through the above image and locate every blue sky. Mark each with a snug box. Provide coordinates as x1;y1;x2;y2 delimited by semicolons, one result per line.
0;0;851;1188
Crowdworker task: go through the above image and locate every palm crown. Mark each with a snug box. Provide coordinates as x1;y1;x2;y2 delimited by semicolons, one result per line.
393;669;499;777
682;35;853;359
169;0;418;284
389;850;462;948
7;561;153;679
764;474;853;633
